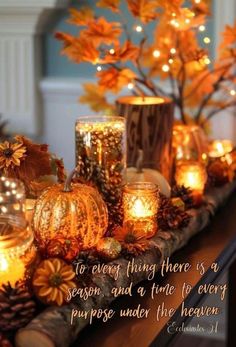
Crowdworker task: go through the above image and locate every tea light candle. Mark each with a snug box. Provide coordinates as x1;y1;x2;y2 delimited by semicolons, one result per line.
208;140;233;158
123;182;159;237
0;215;35;287
175;162;207;204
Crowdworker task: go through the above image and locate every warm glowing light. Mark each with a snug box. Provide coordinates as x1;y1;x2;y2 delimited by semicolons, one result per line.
199;25;206;32
135;25;143;32
203;37;211;44
0;255;25;287
168;58;174;64
175;163;207;193
130;198;151;218
123;183;159;237
96;65;102;71
109;48;115;54
1;206;8;213
170;48;176;54
209;140;233;158
204;57;211;65
153;49;160;58
230;89;236;96
127;82;134;90
185;18;190;24
170;19;179;28
162;64;170;72
195;0;201;3
172;12;176;17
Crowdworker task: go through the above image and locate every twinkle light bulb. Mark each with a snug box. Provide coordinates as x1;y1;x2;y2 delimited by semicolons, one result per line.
203;37;211;44
199;25;206;32
96;65;102;71
185;18;190;24
230;89;236;96
109;48;115;55
128;82;134;90
153;50;160;58
195;0;201;3
204;57;211;65
170;48;176;54
168;58;174;64
162;64;170;72
135;25;143;33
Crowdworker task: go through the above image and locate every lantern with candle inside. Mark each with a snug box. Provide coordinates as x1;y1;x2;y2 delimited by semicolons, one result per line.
116;96;174;182
123;182;159;238
0;215;36;288
75;116;126;198
175;162;207;206
0;176;25;217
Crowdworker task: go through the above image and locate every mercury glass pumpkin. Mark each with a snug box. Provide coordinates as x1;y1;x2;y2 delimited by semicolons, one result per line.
32;169;108;252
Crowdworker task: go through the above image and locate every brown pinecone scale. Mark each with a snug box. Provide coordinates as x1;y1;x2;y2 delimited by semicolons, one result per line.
171;184;194;209
0;282;36;332
157;195;191;231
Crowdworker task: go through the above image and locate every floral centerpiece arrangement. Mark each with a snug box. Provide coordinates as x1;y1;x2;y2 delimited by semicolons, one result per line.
56;0;236;128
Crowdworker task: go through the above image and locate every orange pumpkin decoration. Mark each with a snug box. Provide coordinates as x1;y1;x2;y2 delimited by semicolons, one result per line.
32;168;108;253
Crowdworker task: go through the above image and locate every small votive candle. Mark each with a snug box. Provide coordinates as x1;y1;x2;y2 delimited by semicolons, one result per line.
175;162;207;205
0;215;36;287
208;140;233;158
123;182;159;237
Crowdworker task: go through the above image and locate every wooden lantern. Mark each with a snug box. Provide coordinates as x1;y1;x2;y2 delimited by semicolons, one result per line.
116;96;174;182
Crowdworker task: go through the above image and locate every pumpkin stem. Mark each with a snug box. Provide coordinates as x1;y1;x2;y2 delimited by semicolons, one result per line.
136;149;144;173
63;169;77;192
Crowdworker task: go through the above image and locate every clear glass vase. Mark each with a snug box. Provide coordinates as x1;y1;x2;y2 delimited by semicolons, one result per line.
0;215;36;287
75;116;127;202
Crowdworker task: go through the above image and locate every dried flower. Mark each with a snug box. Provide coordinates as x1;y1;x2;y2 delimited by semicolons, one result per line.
33;258;76;306
113;225;150;256
0;141;26;170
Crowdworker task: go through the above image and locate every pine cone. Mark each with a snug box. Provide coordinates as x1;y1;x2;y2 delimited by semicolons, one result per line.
207;159;230;187
0;333;13;347
157;195;191;231
0;282;36;332
171;185;194;209
73;250;101;273
76;155;94;182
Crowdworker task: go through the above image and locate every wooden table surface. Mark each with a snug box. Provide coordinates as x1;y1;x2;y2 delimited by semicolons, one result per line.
75;191;236;347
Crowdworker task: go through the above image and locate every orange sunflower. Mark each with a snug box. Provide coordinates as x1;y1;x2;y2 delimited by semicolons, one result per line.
33;258;76;306
0;141;26;170
113;224;150;256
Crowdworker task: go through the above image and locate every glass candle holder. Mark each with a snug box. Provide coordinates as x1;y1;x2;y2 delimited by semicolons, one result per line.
172;124;209;163
208;140;233;158
123;182;159;238
75;116;126;200
175;161;207;205
0;215;36;287
0;176;26;217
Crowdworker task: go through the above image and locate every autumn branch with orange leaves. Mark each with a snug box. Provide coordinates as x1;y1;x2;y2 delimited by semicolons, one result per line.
55;0;236;129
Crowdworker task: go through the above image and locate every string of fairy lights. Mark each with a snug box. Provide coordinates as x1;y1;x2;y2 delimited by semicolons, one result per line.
94;0;235;96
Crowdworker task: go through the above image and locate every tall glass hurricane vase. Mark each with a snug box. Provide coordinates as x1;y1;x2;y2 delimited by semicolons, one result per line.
75;116;127;231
